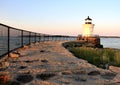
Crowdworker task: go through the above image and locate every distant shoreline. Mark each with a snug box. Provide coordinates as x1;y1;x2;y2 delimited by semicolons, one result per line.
100;36;120;38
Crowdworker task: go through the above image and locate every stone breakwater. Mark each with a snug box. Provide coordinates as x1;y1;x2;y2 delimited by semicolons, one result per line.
0;41;120;85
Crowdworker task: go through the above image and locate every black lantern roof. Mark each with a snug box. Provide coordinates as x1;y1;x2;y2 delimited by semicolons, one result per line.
85;16;92;20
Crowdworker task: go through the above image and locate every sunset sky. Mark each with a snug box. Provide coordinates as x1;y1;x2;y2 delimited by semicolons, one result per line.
0;0;120;36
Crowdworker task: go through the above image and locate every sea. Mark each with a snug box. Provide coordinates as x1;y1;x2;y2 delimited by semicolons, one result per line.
101;38;120;49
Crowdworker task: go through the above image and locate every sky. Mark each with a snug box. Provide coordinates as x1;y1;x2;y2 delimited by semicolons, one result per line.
0;0;120;36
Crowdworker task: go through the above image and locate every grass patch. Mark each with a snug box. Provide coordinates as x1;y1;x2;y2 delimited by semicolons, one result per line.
70;47;120;68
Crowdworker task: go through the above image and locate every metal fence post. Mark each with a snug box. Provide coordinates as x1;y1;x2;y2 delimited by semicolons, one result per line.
43;35;45;42
29;32;31;45
8;27;10;56
48;35;49;41
39;34;40;42
35;33;36;43
21;30;23;47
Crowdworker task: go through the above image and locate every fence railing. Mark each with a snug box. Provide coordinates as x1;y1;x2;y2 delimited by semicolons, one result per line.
0;23;77;58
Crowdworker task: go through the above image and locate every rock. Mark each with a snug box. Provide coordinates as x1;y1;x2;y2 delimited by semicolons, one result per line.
0;61;9;71
18;66;27;69
109;66;120;73
22;45;29;49
24;60;39;63
24;60;31;63
40;50;45;52
0;74;9;84
8;81;21;85
88;71;100;76
101;72;116;80
41;59;48;63
38;81;58;85
29;43;34;48
9;52;19;58
72;70;86;75
74;75;87;82
36;73;56;80
11;61;18;63
24;60;33;63
16;74;33;83
113;74;120;83
62;71;72;75
17;70;31;74
18;51;27;57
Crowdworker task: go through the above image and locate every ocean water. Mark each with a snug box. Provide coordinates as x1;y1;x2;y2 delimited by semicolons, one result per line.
101;38;120;49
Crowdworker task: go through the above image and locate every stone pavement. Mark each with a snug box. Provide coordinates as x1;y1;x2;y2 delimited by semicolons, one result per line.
0;41;119;85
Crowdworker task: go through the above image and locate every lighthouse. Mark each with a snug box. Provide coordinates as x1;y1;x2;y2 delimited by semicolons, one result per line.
83;16;94;37
77;16;103;48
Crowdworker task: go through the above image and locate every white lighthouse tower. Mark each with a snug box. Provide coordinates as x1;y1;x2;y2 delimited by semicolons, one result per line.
77;16;103;48
83;16;94;37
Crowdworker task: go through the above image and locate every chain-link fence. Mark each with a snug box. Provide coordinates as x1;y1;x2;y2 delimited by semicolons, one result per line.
0;23;77;58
